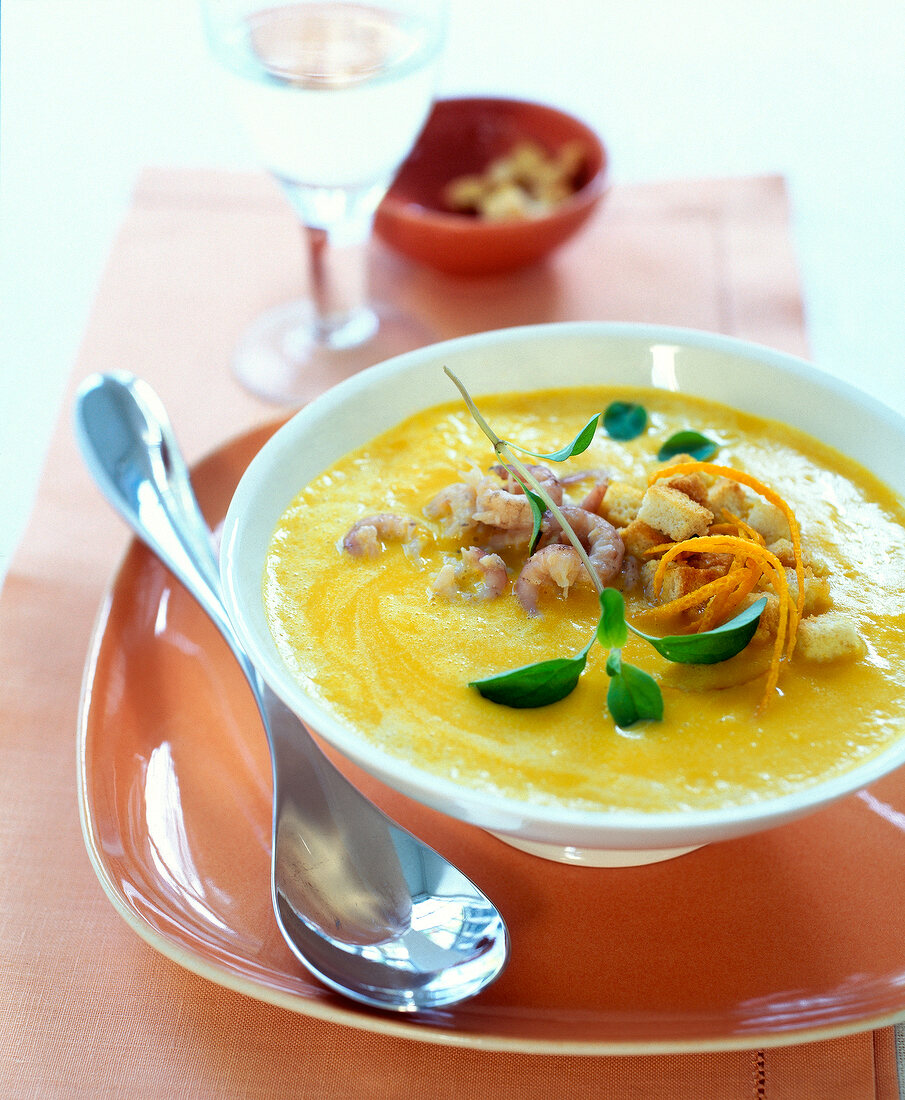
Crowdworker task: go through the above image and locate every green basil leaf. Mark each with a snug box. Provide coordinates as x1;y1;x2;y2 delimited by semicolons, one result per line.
628;596;766;665
604;650;664;725
657;430;718;462
597;588;629;648
470;643;591;708
603;401;647;441
525;489;547;554
504;413;601;462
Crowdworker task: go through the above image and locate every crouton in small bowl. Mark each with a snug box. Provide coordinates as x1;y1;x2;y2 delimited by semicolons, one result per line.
375;97;608;275
220;323;905;866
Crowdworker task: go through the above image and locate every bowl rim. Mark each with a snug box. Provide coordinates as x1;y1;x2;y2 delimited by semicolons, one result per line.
220;321;905;840
378;94;609;229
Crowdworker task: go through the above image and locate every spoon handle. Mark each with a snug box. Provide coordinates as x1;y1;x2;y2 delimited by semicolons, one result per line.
74;372;508;1010
75;372;254;675
74;370;416;925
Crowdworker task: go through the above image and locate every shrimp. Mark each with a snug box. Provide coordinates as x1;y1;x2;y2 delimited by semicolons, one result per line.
425;466;563;553
514;544;589;614
431;546;508;600
342;513;417;558
487;464;564;504
472;481;535;531
424;481;478;541
557;469;609;513
538;506;625;587
577;478;609;514
472;464;564;540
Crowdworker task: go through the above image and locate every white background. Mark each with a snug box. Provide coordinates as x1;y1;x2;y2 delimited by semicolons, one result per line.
2;0;904;583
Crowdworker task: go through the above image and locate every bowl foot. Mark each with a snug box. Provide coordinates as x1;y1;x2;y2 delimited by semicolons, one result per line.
488;833;703;866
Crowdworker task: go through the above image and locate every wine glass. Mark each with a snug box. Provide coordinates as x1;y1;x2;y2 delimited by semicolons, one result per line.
200;0;447;404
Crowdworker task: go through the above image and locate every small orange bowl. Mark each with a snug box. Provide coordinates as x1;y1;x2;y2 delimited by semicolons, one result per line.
375;96;608;276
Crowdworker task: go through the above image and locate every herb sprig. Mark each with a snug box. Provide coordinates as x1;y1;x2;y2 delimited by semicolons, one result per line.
446;369;764;726
658;429;718;462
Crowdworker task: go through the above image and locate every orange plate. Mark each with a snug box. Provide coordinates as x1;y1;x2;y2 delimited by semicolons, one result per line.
78;424;905;1053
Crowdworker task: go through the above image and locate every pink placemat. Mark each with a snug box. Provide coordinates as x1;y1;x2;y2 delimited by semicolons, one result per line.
3;168;896;1097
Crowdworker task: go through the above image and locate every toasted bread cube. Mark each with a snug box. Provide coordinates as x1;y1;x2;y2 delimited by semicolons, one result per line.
805;549;832;577
659;563;726;603
660;470;710;506
637;483;714;542
766;538;797;567
640;559;660;599
747;500;790;542
707;477;748;518
784;567;832;616
480;183;533;220
796;612;866;662
741;591;781;643
600;482;644;528
768;538;820;572
688;551;733;572
621;519;669;558
662;453;697;466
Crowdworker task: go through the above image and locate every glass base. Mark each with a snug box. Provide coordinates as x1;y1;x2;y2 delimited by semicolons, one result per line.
231;299;436;406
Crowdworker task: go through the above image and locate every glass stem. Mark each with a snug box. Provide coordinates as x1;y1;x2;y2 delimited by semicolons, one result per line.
303;222;372;343
281;179;388;349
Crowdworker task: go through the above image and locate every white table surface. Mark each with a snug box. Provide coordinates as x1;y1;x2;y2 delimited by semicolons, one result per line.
2;0;904;585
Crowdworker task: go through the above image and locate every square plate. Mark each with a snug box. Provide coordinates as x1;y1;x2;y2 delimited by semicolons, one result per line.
78;421;905;1053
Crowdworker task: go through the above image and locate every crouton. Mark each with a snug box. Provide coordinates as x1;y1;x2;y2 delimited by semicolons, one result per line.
662;452;697;467
766;538;797;567
640;559;660;599
747;500;790;542
600;482;644;528
741;591;781;644
637;483;714;542
658;563;727;604
621;519;669;559
707;477;748;518
796;612;866;662
660;470;710;506
685;551;733;571
784;567;832;616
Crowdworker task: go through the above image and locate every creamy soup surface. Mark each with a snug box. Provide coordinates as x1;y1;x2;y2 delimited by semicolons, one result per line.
264;387;905;812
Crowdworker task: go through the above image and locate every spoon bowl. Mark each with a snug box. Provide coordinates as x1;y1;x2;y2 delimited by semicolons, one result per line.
74;371;508;1011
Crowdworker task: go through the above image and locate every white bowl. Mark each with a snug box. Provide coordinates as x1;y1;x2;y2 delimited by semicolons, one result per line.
220;322;905;865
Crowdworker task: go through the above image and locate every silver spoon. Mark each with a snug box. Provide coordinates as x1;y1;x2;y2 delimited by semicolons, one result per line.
74;371;508;1012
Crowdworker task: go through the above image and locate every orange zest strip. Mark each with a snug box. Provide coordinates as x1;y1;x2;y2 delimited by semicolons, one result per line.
696;571;744;632
719;510;766;546
652;535;796;711
642;542;675;557
635;571;738;621
700;560;764;632
649;462;804;632
697;560;746;632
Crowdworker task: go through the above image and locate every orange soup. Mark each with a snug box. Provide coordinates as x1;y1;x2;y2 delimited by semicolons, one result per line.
263;387;905;812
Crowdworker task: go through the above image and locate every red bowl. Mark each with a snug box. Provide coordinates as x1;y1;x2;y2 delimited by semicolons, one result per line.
375;96;608;276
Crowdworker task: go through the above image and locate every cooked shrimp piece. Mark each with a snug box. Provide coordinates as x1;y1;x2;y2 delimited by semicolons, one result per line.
424;481;478;541
515;544;589;613
555;469;610;513
472;482;535;530
431;546;508;600
342;514;417;557
475;464;565;531
576;477;609;514
539;506;625;586
462;547;509;598
488;464;565;504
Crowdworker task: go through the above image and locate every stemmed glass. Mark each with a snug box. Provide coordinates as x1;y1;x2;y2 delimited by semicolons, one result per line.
201;0;447;404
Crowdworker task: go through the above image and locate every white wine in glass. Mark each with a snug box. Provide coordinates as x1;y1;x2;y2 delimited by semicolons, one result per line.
201;0;447;403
